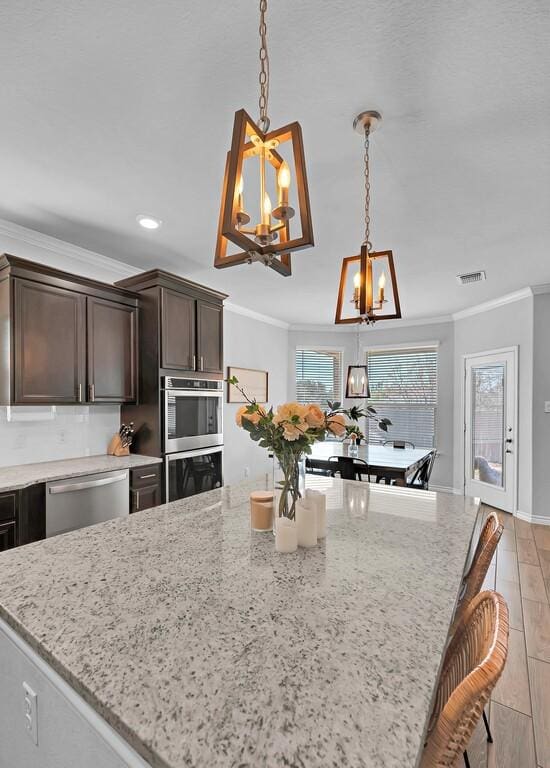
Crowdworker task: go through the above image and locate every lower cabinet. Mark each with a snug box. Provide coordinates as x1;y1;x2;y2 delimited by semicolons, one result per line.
129;465;162;514
0;522;16;552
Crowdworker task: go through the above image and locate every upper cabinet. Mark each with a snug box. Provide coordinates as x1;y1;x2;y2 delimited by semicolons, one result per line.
14;279;85;404
0;255;139;405
161;289;196;371
197;300;223;374
87;297;137;403
117;269;227;379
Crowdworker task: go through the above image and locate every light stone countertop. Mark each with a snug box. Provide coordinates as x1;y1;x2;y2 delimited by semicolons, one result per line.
0;477;480;768
0;453;162;492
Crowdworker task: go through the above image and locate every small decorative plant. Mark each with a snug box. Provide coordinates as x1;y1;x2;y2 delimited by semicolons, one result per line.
229;377;391;521
345;424;365;443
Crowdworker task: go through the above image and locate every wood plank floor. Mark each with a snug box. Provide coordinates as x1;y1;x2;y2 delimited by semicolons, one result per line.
467;506;550;768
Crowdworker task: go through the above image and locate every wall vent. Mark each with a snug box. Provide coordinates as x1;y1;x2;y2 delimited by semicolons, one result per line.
456;270;486;285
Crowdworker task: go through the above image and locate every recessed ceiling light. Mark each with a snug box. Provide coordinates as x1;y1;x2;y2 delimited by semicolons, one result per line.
136;214;162;230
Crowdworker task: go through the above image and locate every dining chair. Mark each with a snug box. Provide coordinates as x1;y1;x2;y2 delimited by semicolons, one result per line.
452;510;503;632
393;450;437;491
421;590;509;768
383;439;415;449
304;457;332;477
328;456;369;481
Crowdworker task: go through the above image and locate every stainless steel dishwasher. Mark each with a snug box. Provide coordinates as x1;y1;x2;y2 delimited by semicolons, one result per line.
46;470;130;538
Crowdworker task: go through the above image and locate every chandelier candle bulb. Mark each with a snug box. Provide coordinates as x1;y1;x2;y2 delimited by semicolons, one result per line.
296;499;317;547
305;489;327;539
275;516;298;553
378;272;386;304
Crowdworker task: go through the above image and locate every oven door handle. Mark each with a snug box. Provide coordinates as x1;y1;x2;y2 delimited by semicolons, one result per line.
164;390;222;398
166;446;224;461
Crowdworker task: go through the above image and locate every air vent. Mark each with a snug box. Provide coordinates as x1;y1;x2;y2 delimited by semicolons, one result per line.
456;270;486;285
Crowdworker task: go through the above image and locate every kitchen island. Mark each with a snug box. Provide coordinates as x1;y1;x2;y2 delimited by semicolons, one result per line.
0;477;480;768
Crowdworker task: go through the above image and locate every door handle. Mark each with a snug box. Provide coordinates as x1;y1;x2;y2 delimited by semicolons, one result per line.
49;473;128;494
192;354;196;370
77;384;82;403
506;449;513;454
135;490;140;511
200;356;204;371
88;383;95;402
506;438;513;443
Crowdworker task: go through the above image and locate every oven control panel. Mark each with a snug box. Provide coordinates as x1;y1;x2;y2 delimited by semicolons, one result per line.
163;377;223;391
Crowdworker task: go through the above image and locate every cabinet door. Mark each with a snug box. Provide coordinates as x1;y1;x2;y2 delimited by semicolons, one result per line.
130;483;161;513
14;279;85;404
0;521;16;552
161;288;196;371
197;301;223;374
87;297;137;403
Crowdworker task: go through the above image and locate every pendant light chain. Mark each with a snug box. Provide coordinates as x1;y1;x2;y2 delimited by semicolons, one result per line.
363;127;372;252
258;0;270;133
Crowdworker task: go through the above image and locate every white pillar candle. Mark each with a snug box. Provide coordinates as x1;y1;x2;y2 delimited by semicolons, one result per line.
296;499;317;548
275;516;298;553
306;489;327;539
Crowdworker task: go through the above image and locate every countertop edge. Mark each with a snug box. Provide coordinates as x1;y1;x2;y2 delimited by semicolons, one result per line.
0;454;163;492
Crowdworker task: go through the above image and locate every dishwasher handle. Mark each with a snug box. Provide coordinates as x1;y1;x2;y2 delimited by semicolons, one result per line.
48;472;128;495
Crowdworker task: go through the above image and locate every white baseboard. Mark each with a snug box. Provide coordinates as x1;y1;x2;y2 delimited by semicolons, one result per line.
516;509;550;526
430;485;462;495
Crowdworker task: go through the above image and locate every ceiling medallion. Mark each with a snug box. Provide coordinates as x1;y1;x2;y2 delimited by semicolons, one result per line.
214;0;314;276
335;111;401;324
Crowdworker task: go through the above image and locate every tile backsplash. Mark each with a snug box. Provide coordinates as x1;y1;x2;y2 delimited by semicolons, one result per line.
0;406;121;467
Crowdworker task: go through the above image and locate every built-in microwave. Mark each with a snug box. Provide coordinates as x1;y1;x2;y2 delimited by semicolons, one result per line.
163;377;223;453
165;446;223;502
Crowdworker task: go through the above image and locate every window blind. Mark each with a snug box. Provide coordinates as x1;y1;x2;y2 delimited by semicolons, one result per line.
295;349;342;407
366;347;438;448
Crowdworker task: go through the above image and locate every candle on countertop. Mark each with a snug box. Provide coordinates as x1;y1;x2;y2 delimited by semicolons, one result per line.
275;516;298;553
250;491;274;532
296;498;317;548
305;489;327;539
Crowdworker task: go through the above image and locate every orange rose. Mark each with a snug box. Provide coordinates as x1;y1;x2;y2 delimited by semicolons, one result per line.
236;405;265;427
273;402;308;441
235;406;248;427
327;413;347;437
305;404;325;428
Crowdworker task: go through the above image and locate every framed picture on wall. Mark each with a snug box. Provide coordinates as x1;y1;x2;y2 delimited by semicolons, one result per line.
227;367;269;403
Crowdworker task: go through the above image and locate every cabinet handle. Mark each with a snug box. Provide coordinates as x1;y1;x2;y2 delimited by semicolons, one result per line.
135;490;140;511
88;383;95;402
200;356;204;371
77;384;82;403
193;354;196;370
139;474;156;480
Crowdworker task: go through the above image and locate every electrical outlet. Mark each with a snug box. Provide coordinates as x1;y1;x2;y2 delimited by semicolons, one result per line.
545;401;550;414
244;466;250;479
23;682;38;745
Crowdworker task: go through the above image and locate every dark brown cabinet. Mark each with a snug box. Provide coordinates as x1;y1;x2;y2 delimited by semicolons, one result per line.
197;301;223;374
0;255;139;405
161;289;196;371
129;464;162;513
0;522;16;552
87;297;137;403
14;279;85;404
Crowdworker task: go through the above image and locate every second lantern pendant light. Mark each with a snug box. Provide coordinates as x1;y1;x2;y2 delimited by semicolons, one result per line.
335;111;401;324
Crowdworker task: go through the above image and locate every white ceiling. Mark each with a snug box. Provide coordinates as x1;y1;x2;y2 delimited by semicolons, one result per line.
0;0;549;324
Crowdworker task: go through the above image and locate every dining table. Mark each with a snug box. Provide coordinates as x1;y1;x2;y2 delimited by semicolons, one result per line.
308;441;434;483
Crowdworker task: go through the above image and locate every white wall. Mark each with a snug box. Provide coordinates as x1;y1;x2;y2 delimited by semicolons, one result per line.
288;321;455;490
223;308;289;485
453;297;534;517
532;292;550;521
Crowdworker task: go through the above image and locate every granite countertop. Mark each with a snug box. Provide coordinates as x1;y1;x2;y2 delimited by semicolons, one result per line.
0;453;162;492
0;477;480;768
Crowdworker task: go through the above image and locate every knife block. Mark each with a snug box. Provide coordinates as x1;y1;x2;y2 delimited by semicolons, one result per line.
107;433;130;457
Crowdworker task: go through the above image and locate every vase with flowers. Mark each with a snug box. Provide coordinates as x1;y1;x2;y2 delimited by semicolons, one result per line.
230;377;391;526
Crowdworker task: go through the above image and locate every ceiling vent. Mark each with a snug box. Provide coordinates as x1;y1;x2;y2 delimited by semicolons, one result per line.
456;270;486;285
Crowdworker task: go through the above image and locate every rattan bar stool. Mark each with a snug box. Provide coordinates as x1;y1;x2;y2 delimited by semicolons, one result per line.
421;590;509;768
452;511;503;632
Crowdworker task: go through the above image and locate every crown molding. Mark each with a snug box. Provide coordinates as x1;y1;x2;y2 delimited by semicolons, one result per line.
224;301;290;330
0;218;139;280
289;314;453;333
531;283;550;296
452;287;532;320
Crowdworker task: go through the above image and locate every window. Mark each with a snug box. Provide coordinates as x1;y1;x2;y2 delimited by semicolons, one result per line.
366;346;438;448
295;349;343;407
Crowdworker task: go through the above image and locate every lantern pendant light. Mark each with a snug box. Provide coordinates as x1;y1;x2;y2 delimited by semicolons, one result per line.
335;111;401;324
346;324;370;399
214;0;314;277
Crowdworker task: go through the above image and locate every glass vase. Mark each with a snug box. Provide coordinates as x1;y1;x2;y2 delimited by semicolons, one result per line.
272;453;304;522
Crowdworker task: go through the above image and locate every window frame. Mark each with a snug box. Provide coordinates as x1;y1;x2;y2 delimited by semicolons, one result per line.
362;342;439;448
294;346;344;408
